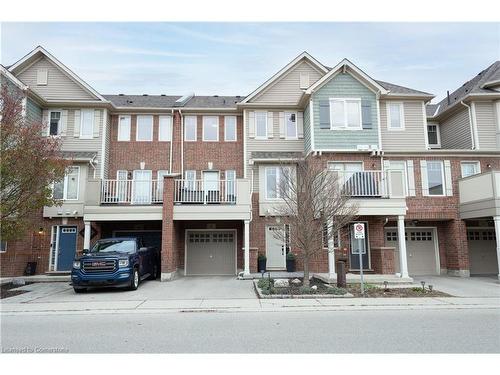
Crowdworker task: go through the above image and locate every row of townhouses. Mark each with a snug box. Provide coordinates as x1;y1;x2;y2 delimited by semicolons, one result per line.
1;47;500;280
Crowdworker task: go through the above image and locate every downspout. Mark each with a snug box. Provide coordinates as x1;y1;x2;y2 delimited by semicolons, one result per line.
461;101;476;149
89;154;98;179
169;109;174;173
179;109;184;177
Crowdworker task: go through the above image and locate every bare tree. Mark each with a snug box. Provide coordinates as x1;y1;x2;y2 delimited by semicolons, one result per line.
269;158;358;287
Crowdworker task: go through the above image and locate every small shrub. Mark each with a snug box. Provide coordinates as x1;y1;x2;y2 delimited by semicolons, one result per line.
286;252;296;260
257;254;267;261
326;286;347;295
364;283;378;290
257;278;273;289
411;287;425;293
261;287;275;295
299;286;315;294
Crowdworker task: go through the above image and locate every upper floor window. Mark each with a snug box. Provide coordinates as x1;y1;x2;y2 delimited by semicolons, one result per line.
49;111;61;136
0;240;6;253
285;112;297;139
265;166;292;200
427;124;440;147
387;102;405;130
80;109;94;139
461;161;481;178
203;116;219;141
224;116;237;141
427;161;445;196
330;98;362;130
159;116;172;141
255;111;268;139
118;115;131;141
53;166;80;200
184;116;197;141
136;115;153;141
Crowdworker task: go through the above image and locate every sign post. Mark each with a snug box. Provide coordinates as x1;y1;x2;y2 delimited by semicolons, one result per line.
353;223;366;296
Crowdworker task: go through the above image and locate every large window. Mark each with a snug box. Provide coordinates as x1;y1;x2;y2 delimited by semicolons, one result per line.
461;161;480;178
427;161;445;196
329;98;362;129
80;109;94;138
118;115;131;141
265;166;292;199
255;111;268;138
49;111;61;136
427;124;440;147
203;116;219;141
158;116;172;141
136;115;153;141
387;102;405;130
224;116;237;141
285;112;297;139
184;116;197;141
53;166;80;200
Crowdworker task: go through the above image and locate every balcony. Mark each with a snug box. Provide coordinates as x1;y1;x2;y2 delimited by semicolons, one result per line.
174;179;236;204
100;179;163;204
458;171;500;219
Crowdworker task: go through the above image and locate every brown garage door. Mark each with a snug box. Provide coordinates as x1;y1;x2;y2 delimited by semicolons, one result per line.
185;231;236;276
467;229;498;275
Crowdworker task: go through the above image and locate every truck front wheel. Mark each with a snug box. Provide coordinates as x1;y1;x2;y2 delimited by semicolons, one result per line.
73;287;87;293
129;268;139;291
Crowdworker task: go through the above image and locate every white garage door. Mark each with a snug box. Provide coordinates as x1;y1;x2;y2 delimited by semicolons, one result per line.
385;228;439;276
185;231;236;276
467;229;498;275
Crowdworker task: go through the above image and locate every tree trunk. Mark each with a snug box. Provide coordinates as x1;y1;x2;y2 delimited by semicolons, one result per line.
303;255;310;287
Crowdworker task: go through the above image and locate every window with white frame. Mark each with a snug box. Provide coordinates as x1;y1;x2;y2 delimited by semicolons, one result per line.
427;124;440;147
136;115;153;141
255;111;267;138
53;166;80;200
158;116;172;141
329;98;362;129
322;224;340;249
185;170;196;190
118;115;131;141
224;116;237;141
0;241;7;253
156;170;169;200
80;109;94;138
203;116;219;141
461;161;481;178
427;161;445;196
265;166;292;199
49;111;61;136
285;112;297;138
184;116;197;141
387;102;405;130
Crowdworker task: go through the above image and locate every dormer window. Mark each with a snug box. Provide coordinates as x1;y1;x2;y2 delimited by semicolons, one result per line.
427;124;441;148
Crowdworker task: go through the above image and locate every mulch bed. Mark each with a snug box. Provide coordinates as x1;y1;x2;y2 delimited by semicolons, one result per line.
0;282;30;299
345;284;451;298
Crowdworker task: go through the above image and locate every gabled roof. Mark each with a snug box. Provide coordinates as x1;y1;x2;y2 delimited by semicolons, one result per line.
432;61;500;118
0;64;28;91
306;58;389;95
376;80;433;96
425;104;439;117
8;46;108;103
104;94;244;109
240;51;328;104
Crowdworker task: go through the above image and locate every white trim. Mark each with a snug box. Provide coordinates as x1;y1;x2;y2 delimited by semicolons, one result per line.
329;97;362;130
426;160;446;197
117;115;131;142
54;226;60;271
284;111;298;139
224;115;237;142
54;225;78;271
184;229;238;276
240;52;328;104
255;111;268;139
243;110;247;179
158;115;173;142
0;65;28;90
135;115;153;142
8;46;108;102
100;108;108;179
306;58;389;95
376;96;382;149
202;115;219;142
264;166;288;200
184;115;197;142
460;161;481;178
427;123;441;148
470;102;480;150
79;108;95;139
265;224;287;269
48;109;63;136
386;101;405;131
309;99;316;152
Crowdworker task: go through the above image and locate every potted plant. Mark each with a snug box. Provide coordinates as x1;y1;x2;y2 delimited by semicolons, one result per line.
257;254;267;273
286;252;296;272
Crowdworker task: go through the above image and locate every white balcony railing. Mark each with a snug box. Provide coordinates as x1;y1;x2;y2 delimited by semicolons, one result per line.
100;179;164;204
174;179;236;204
333;170;404;198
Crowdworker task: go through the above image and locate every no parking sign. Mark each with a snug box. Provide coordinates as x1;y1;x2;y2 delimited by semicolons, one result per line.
354;223;365;240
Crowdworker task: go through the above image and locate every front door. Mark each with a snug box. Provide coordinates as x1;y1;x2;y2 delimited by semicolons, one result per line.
132;170;152;204
266;225;285;269
57;226;77;271
203;171;219;203
349;223;370;270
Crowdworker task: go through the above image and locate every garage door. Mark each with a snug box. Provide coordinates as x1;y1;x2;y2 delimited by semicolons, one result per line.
467;229;498;275
385;228;439;276
185;231;236;276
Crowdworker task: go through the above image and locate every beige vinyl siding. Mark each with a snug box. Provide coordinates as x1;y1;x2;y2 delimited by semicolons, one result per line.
17;56;97;101
474;101;499;150
245;109;304;191
252;61;324;104
439;107;472;149
380;100;427;151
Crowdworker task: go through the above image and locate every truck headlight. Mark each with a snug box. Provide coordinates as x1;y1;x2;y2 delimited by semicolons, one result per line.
118;259;129;268
73;261;81;269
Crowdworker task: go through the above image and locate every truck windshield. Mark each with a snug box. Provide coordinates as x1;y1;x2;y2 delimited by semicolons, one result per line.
90;240;135;253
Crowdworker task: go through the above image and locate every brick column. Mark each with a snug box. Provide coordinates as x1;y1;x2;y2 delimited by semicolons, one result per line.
445;219;470;277
161;175;177;280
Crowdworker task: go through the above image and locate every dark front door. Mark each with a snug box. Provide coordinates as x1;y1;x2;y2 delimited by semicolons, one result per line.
349;223;370;270
57;226;77;271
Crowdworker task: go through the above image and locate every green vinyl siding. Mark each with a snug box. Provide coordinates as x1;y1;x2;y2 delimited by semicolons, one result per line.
26;98;42;124
303;103;311;153
312;72;379;150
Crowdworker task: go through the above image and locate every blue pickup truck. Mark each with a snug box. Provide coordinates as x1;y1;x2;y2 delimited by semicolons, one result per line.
71;237;160;293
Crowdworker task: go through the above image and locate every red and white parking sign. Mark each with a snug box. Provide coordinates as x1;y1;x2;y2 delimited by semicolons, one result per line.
354;223;365;239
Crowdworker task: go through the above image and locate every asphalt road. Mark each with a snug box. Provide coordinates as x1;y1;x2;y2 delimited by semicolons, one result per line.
1;308;499;353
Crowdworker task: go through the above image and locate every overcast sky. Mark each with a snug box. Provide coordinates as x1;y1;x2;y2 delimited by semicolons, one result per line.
1;22;499;102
